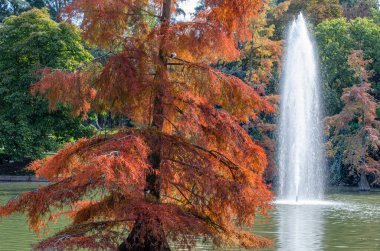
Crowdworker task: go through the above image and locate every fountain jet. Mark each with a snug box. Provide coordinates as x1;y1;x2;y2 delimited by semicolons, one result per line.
278;13;324;202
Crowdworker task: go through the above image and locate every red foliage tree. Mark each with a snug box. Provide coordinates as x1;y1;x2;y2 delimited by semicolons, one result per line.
326;50;380;190
0;1;273;250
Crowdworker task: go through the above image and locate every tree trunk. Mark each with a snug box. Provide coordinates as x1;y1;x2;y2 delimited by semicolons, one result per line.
119;1;172;250
358;172;370;191
118;215;171;251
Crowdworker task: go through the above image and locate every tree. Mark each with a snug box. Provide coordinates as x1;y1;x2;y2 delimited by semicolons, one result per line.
0;8;94;161
340;0;380;19
306;0;343;23
316;17;380;115
371;7;380;25
217;0;289;183
325;51;380;189
0;0;30;20
0;0;72;21
241;1;288;183
30;0;73;19
0;1;273;250
282;0;342;24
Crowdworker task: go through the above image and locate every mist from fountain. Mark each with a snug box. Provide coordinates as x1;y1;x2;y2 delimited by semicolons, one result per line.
278;13;325;203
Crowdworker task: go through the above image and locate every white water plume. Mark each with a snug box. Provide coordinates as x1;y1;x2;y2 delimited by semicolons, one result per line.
278;13;325;202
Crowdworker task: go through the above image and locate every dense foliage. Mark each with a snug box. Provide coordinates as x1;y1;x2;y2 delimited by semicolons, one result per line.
316;10;380;187
0;8;94;160
0;1;378;250
0;1;274;250
326;51;380;189
216;1;380;187
216;0;380;188
217;0;289;182
316;17;380;115
340;0;379;19
287;0;343;23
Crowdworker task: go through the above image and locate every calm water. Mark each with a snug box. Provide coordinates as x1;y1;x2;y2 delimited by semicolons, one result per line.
0;183;379;250
0;183;64;250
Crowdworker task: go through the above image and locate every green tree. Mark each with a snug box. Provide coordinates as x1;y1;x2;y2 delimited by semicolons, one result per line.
371;7;380;25
316;17;380;115
0;8;94;161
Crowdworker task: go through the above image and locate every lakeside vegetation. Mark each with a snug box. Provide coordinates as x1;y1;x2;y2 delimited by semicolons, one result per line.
0;0;379;250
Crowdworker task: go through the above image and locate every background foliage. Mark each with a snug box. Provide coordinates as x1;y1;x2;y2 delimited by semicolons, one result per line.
0;0;379;188
0;8;94;160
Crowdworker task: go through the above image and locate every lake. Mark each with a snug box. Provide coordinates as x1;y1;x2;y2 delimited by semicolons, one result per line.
0;183;379;250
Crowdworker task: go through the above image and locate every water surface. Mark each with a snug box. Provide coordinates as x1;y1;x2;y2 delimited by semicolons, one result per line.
0;183;379;250
255;192;380;251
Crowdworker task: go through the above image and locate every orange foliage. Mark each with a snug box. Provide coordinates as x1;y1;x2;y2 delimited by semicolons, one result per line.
240;1;288;182
32;67;99;116
0;0;273;250
243;0;289;91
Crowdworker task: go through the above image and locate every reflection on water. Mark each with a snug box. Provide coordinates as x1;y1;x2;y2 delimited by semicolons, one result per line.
277;204;324;251
0;183;380;250
261;195;380;251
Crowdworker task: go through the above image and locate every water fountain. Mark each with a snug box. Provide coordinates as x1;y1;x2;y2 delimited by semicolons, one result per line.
278;13;324;202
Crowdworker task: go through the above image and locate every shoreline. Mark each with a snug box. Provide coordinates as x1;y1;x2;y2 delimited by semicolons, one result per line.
0;175;48;182
0;176;378;192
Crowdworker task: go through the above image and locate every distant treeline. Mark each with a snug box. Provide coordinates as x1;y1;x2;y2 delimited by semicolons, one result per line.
0;0;379;189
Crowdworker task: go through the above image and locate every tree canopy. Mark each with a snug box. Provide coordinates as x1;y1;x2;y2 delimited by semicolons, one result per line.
0;1;379;250
0;1;273;250
326;50;380;188
0;8;94;160
316;17;380;115
340;0;380;19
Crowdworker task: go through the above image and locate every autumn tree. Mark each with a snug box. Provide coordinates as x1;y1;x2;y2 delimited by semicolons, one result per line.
279;0;342;24
325;50;380;190
306;0;343;23
340;0;379;19
0;1;273;250
240;1;288;183
216;0;288;183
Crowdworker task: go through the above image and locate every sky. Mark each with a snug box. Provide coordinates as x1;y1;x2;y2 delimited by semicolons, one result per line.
176;0;199;21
